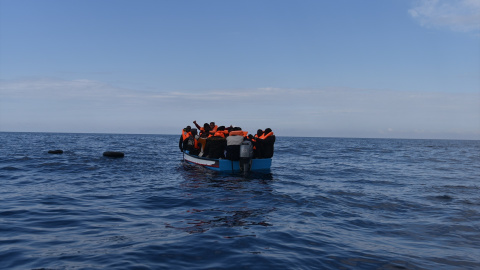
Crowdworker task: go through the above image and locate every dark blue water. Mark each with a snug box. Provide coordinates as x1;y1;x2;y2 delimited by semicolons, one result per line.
1;132;479;269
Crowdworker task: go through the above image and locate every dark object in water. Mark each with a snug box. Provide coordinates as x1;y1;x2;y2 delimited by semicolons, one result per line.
48;150;63;154
103;151;125;158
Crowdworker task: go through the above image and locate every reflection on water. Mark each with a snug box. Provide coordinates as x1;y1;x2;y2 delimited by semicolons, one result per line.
166;208;274;235
173;161;275;235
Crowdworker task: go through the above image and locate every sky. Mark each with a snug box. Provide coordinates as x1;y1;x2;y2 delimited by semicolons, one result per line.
0;0;479;139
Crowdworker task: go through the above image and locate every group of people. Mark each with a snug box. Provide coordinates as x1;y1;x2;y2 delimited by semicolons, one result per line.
179;121;275;160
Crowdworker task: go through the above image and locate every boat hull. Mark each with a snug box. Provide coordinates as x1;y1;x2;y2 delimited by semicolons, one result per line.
183;152;271;172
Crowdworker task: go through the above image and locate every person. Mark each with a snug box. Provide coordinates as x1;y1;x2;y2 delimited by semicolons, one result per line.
179;126;192;152
197;129;209;157
209;122;218;135
225;127;245;161
193;120;218;135
185;128;200;155
203;126;227;158
260;128;275;158
210;125;226;138
252;129;264;158
201;123;210;136
193;121;210;136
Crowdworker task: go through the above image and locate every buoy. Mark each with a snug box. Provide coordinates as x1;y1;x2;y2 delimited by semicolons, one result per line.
48;150;63;154
103;151;125;158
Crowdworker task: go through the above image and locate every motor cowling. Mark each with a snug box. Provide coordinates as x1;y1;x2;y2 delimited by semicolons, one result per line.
239;141;253;172
240;141;253;159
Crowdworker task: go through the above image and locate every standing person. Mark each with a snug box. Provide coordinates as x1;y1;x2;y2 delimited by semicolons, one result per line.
185;129;200;155
193;121;208;135
193;120;216;136
201;123;210;136
197;128;209;157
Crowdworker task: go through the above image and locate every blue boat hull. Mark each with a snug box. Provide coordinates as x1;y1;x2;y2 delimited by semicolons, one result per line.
183;152;271;172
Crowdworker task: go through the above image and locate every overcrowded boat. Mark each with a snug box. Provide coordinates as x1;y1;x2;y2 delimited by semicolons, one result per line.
180;121;275;173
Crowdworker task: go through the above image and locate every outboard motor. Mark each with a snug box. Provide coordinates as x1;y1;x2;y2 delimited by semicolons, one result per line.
239;140;254;173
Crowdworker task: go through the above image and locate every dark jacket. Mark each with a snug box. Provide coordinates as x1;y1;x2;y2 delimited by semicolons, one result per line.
262;135;275;158
225;135;244;161
225;145;241;161
204;136;227;159
255;135;275;158
179;134;196;153
179;135;185;152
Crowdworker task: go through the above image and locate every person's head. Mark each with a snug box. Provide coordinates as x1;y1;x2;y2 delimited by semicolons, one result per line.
209;122;215;129
257;129;263;136
185;126;191;132
191;128;197;136
202;123;210;132
265;128;272;134
233;127;241;131
218;126;225;131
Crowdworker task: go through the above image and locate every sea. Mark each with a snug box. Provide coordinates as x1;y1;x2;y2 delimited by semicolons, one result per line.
1;132;479;270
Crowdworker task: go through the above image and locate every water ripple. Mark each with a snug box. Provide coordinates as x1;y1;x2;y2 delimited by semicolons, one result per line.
1;133;479;269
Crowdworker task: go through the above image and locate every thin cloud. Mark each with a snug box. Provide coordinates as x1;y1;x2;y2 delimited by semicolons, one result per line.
0;78;176;101
1;78;479;139
409;0;480;33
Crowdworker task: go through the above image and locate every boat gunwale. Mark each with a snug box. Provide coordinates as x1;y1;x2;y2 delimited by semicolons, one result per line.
183;152;219;162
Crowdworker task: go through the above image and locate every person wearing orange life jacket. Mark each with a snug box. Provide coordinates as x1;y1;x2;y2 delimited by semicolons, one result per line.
203;126;227;159
254;129;263;139
257;128;275;158
197;129;209;157
252;129;264;158
184;128;201;155
226;127;246;161
208;125;227;138
179;126;192;152
193;121;210;137
209;122;218;135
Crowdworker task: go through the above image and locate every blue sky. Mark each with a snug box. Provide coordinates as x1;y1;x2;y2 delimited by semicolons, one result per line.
1;0;479;139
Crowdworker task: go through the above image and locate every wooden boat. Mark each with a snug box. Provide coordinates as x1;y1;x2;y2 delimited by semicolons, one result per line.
183;152;272;172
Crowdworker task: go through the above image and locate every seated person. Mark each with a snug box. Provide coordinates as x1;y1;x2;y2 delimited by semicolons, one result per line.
253;129;264;158
184;129;200;155
179;126;192;152
203;126;227;158
225;127;245;161
260;128;275;158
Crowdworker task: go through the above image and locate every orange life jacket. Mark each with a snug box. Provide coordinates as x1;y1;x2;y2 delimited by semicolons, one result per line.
260;132;274;139
194;138;199;149
229;130;244;136
209;130;225;138
252;134;259;149
182;130;192;141
209;125;218;134
214;131;225;138
229;130;249;138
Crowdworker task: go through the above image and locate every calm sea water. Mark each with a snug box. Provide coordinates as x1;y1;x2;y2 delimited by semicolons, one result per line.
1;132;479;270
